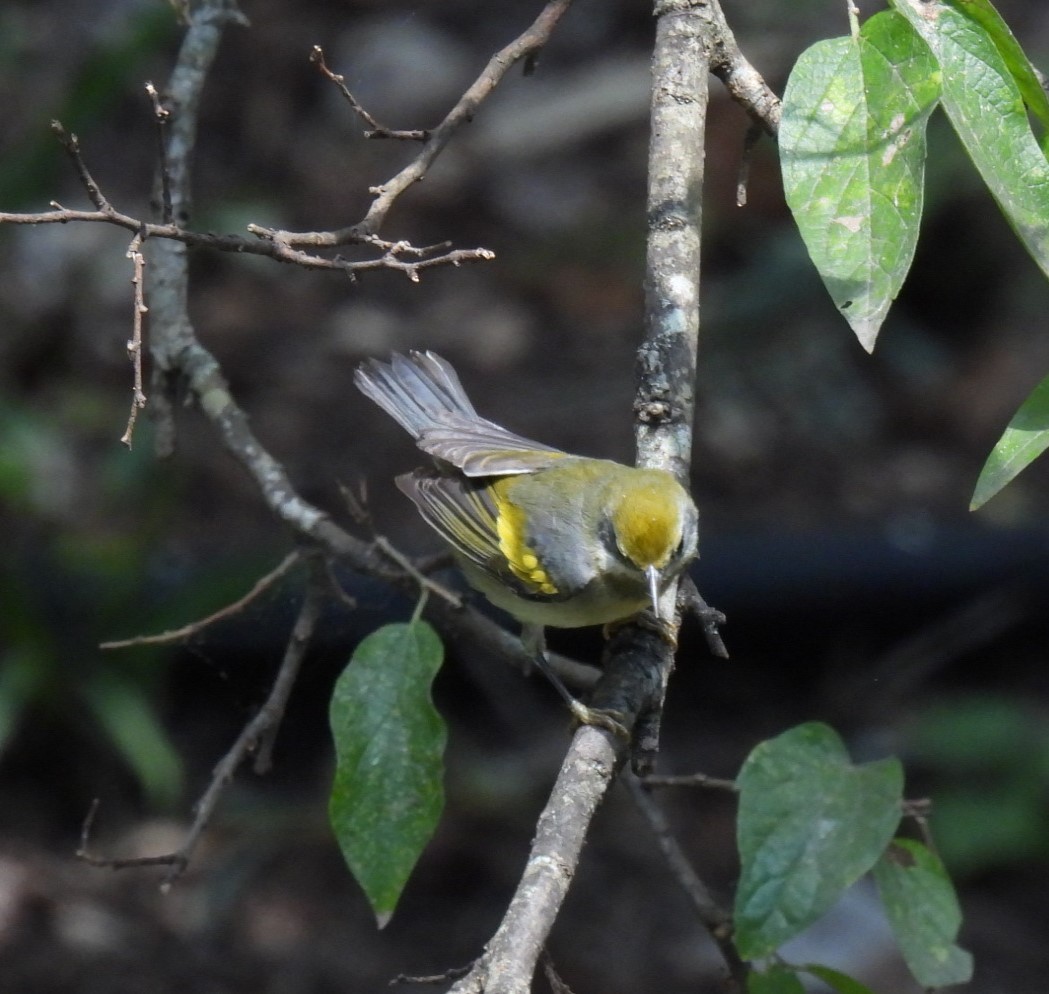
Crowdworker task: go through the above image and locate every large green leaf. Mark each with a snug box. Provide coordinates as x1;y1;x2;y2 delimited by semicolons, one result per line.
779;11;940;351
948;0;1049;143
892;0;1049;279
734;722;903;959
872;838;973;988
329;621;446;926
971;373;1049;509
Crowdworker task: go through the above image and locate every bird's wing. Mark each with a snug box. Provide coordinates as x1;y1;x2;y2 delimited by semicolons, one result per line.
416;426;568;477
396;470;567;599
356;351;566;476
396;471;506;572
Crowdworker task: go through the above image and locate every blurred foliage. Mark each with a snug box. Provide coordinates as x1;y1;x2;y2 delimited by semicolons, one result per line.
904;694;1049;875
0;3;176;208
0;399;184;808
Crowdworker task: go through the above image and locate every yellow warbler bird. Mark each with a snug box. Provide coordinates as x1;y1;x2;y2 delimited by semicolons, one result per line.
354;351;698;727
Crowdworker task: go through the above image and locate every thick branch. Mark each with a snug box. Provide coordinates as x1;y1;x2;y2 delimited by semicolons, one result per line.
447;4;714;992
450;728;620;994
147;0;244;453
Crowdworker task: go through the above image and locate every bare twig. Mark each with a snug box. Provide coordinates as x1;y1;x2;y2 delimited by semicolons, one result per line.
78;799;187;871
310;46;429;141
255;0;576;251
540;951;577;994
391;964;472;986
374;535;463;608
50;121;110;211
145;82;174;223
679;575;729;659
120;232;149;448
0;193;495;279
631;0;710;758
641;771;738;792
80;564;326;883
626;776;747;990
707;0;781;136
99;550;302;649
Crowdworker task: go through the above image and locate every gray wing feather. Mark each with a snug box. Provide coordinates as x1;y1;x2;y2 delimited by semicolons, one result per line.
396;471;502;570
356;351;565;475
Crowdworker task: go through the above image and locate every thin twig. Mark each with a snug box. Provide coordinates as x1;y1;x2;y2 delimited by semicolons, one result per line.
50;121;111;211
145;82;174;224
391;964;472;986
99;550;302;649
78;799;187;870
626;775;748;990
310;46;429;141
257;0;576;251
120;232;149;448
641;771;738;792
540;951;577;994
0;199;496;278
80;566;326;884
252;567;325;774
374;535;463;608
679;576;729;659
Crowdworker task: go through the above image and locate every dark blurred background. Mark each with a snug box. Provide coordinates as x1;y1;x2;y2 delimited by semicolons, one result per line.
2;1;1049;991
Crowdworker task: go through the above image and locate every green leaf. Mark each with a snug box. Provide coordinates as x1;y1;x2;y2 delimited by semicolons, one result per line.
329;621;446;926
948;0;1049;143
970;372;1049;509
802;964;877;994
734;722;904;959
892;0;1049;280
779;11;940;351
872;838;974;988
747;965;806;994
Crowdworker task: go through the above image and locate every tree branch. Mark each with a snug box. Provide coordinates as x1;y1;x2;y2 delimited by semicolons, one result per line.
626;775;747;990
707;0;781;137
79;559;327;885
446;3;715;991
258;0;577;247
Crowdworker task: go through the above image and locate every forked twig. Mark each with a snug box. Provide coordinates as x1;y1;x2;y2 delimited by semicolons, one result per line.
80;562;326;884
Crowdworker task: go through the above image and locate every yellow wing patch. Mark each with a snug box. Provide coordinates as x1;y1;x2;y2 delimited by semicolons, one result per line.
492;494;559;596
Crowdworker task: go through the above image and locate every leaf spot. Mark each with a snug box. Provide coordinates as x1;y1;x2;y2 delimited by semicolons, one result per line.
832;215;863;233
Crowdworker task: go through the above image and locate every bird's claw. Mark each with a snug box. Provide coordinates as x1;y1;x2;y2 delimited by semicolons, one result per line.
567;700;630;740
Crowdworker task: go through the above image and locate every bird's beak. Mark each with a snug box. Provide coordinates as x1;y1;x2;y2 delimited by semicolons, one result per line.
646;564;662;620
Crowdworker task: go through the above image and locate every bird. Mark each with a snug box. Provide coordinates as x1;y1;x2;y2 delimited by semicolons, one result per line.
354;350;698;730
